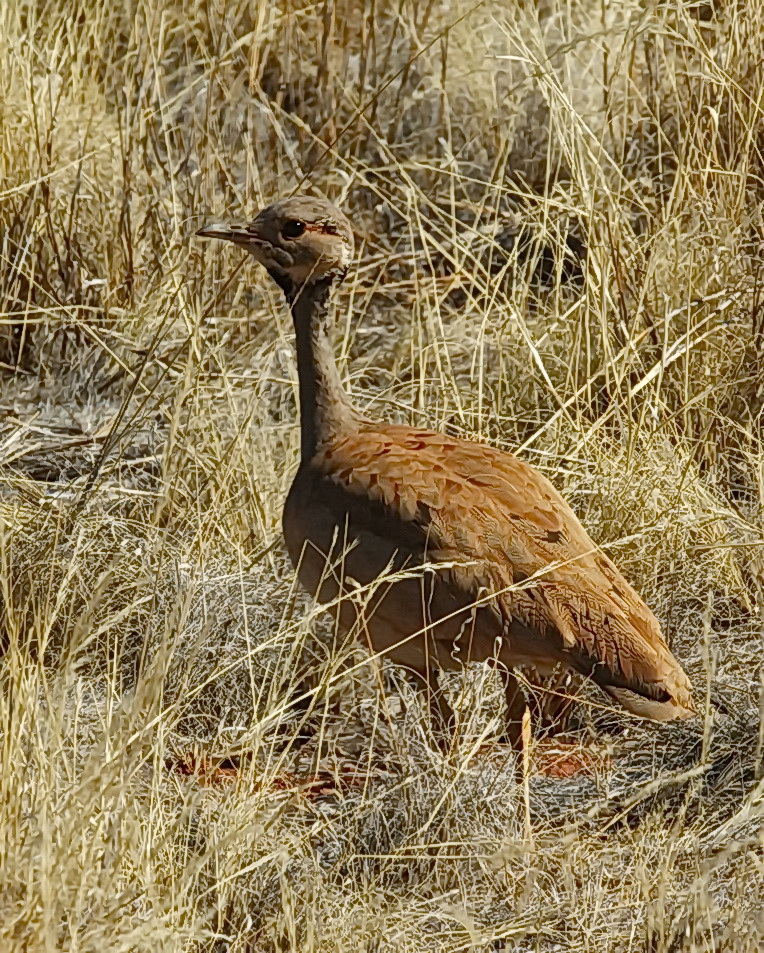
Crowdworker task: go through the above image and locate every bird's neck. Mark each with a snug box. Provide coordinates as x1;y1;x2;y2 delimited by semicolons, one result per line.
289;278;357;460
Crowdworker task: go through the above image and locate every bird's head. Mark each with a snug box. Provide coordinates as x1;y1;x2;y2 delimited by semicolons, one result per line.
196;196;354;297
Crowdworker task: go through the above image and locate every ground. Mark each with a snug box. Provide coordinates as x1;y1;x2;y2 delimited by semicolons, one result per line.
1;1;764;951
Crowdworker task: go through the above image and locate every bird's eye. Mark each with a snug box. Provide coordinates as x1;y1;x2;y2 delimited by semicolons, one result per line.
282;220;306;239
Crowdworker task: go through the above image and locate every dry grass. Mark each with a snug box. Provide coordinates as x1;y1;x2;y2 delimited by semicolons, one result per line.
2;0;764;950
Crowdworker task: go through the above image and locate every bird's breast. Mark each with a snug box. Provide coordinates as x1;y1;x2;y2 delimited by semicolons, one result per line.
280;460;508;667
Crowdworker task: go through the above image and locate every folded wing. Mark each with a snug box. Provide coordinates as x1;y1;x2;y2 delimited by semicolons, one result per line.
313;423;693;720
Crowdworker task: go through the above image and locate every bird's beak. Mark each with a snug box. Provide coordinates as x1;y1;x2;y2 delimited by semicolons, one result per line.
196;223;260;246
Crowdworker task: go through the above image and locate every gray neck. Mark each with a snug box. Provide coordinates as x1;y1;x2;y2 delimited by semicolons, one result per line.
287;278;356;460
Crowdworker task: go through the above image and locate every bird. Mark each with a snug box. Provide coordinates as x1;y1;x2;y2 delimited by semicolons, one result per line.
197;195;694;747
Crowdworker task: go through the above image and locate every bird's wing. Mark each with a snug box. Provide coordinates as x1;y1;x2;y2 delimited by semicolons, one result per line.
313;423;693;714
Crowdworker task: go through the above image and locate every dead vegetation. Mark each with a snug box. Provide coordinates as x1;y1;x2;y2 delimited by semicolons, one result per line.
1;0;764;950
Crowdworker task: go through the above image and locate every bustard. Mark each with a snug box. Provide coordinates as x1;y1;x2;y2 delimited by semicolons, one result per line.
197;196;694;746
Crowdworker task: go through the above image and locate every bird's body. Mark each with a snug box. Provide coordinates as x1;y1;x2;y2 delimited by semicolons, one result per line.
198;196;694;740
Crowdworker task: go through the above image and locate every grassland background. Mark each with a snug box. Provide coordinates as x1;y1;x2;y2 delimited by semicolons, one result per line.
1;0;764;950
